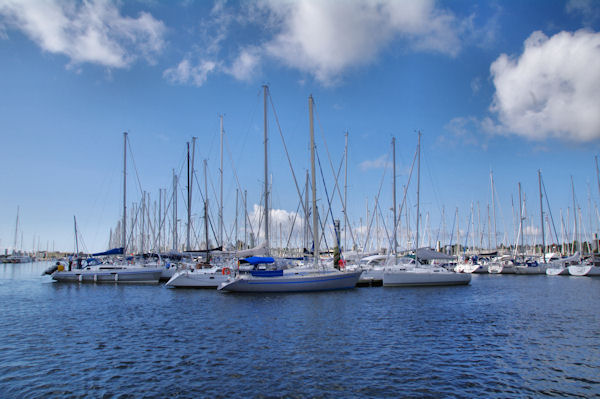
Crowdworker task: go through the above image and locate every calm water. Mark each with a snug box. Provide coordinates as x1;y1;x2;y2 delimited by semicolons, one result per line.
1;262;599;398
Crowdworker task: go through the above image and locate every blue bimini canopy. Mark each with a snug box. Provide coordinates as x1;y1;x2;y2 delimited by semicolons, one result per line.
240;256;275;265
91;247;124;256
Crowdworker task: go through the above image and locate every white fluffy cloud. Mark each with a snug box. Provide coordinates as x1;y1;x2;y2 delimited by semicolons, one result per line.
163;59;217;86
490;30;600;142
167;0;463;87
257;0;461;85
0;0;165;68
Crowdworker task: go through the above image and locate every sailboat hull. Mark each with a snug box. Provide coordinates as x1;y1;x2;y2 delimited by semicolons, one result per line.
166;269;230;288
218;270;362;293
568;265;600;276
52;267;162;284
383;268;471;287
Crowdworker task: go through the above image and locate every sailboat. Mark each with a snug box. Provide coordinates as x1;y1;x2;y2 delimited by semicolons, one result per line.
219;89;362;293
50;133;162;284
383;132;470;287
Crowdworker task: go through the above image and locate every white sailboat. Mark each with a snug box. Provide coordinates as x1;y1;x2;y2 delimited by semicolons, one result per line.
219;89;362;293
51;133;162;284
383;132;470;287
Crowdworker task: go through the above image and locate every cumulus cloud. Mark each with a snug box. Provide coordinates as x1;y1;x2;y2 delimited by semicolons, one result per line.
163;58;217;86
359;154;392;171
258;0;461;85
0;0;165;68
489;30;600;142
165;0;464;86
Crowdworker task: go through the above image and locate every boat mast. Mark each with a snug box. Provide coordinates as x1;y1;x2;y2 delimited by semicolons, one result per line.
13;206;19;252
538;170;546;262
123;132;127;254
219;115;224;248
309;94;318;267
344;131;348;252
518;182;524;259
263;85;269;252
415;131;421;262
392;137;397;257
204;159;209;257
73;215;79;255
490;170;497;250
572;176;578;253
172;169;178;251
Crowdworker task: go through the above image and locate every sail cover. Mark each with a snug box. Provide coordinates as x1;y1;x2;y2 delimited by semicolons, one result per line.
91;247;124;256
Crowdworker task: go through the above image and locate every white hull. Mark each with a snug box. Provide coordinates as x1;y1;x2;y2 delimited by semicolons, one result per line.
568;265;600;276
546;267;568;276
165;268;230;288
457;264;488;274
383;267;471;287
487;264;516;274
514;265;548;275
359;268;384;284
52;266;162;284
218;270;362;293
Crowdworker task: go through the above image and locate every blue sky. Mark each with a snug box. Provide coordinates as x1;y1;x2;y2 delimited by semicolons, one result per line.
1;0;599;253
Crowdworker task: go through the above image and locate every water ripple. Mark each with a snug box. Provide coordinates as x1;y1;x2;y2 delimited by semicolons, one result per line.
0;265;599;397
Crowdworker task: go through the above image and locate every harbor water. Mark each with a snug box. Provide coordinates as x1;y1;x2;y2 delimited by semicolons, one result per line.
1;262;599;398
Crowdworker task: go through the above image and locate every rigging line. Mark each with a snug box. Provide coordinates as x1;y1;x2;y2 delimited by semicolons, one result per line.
376;196;392;250
222;126;255;238
448;208;457;250
268;91;309;224
361;152;390;254
285;186;305;249
316;148;337;248
126;137;145;199
541;176;560;244
387;143;417;252
315;144;345;246
463;206;472;250
313;105;358;248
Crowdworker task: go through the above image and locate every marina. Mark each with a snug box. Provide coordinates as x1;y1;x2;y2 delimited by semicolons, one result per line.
1;1;599;397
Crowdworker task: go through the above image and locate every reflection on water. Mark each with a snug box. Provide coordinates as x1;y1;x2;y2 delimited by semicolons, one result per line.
0;262;599;397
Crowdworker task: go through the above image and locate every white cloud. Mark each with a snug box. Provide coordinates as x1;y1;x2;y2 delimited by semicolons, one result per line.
359;154;392;171
489;30;600;142
165;0;464;86
566;0;600;24
0;0;165;68
259;0;461;85
163;58;217;86
226;47;261;81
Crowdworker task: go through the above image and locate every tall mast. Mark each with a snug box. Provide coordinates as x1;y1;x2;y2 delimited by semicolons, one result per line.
204;159;209;255
572;176;578;253
490;170;497;250
263;85;269;252
309;94;318;267
305;170;309;251
219;115;224;248
538;170;546;262
13;206;19;251
122;132;127;254
344;131;348;251
415;132;421;261
73;215;79;254
244;189;248;248
518;182;524;258
172;169;178;251
392;136;397;256
186;142;191;251
158;189;162;252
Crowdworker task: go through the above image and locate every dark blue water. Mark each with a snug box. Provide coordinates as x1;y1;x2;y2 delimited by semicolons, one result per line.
1;262;599;398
